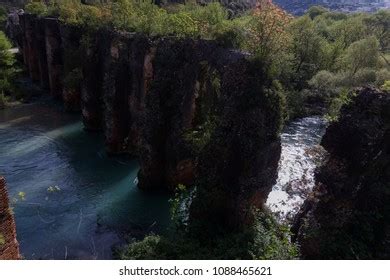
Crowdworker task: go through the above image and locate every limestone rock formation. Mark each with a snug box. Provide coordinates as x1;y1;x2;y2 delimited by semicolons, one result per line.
189;58;283;233
15;16;283;202
0;177;21;260
293;87;390;259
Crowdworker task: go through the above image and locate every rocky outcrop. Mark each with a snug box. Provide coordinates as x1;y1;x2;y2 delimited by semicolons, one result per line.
0;177;21;260
101;31;133;155
190;59;283;233
293;87;390;259
16;16;283;200
13;12;285;240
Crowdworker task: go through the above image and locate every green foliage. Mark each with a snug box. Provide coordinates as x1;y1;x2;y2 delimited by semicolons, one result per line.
376;68;390;87
281;9;390;120
117;210;298;260
381;80;390;91
306;6;329;20
0;5;7;28
27;0;231;37
342;36;380;75
309;70;337;92
25;1;48;16
326;88;354;122
364;9;390;53
184;118;217;154
0;31;17;107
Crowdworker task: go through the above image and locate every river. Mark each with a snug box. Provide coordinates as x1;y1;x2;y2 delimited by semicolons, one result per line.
267;116;328;221
0;100;170;259
1;100;327;259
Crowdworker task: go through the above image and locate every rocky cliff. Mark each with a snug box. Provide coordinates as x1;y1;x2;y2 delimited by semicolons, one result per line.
15;14;283;231
0;177;21;260
293;87;390;259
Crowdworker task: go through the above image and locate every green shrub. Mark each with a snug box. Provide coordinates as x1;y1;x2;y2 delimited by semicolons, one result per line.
0;5;7;28
381;80;390;91
163;12;198;37
326;88;353;121
342;36;380;75
0;31;17;95
116;210;298;260
351;68;377;86
375;68;390;87
309;70;337;91
25;1;48;16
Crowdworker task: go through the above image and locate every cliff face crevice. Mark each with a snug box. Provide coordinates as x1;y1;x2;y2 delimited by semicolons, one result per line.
60;24;83;112
43;18;63;98
0;177;20;260
293;87;390;259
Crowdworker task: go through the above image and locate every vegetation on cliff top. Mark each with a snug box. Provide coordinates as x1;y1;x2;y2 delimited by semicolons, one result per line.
24;1;390;120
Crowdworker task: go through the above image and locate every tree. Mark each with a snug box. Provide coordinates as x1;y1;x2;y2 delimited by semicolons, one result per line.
343;36;379;75
364;10;390;66
244;0;292;63
288;15;327;88
306;5;329;20
0;31;17;108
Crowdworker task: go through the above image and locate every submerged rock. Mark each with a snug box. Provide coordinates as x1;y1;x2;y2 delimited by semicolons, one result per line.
294;87;390;259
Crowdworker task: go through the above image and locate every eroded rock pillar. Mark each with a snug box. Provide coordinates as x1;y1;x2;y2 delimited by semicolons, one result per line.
60;24;82;112
81;31;104;131
44;18;63;98
102;32;132;155
34;18;49;89
24;14;40;82
189;59;283;233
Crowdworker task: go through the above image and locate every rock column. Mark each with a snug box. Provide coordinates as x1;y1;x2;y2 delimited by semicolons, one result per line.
34;17;49;89
44;18;63;98
24;14;40;82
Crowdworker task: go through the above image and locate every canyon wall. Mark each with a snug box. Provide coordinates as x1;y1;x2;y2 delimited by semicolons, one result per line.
0;177;21;260
293;87;390;259
16;15;283;230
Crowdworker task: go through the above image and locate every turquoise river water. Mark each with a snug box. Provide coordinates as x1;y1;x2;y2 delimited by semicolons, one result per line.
0;100;170;259
0;100;326;259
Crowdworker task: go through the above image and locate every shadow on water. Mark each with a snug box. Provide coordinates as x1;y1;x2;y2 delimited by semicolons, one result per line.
0;100;171;259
